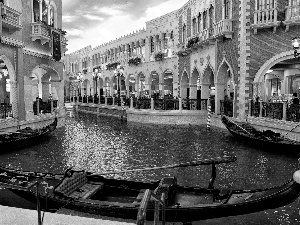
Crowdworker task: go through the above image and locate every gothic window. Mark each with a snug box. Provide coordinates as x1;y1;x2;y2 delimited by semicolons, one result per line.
150;37;154;53
182;24;186;42
203;11;207;30
49;5;54;27
33;0;39;22
209;6;214;29
197;13;201;33
192;18;197;35
224;0;230;19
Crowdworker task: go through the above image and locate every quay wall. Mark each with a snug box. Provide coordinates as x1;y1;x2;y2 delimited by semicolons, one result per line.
71;103;300;141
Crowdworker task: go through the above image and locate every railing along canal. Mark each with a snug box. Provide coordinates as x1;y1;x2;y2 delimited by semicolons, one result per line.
67;95;236;117
250;100;300;122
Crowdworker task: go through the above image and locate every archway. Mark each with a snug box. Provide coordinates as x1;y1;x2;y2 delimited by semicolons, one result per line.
137;73;146;97
163;69;173;97
202;64;215;112
151;71;160;98
216;60;234;116
128;74;136;97
0;59;12;118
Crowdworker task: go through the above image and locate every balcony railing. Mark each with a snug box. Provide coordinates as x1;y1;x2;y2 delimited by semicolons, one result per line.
31;22;51;45
0;3;22;32
214;19;233;39
251;8;280;34
283;5;300;31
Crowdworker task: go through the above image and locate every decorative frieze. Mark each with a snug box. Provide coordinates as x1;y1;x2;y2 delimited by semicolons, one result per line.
0;36;25;48
23;49;57;61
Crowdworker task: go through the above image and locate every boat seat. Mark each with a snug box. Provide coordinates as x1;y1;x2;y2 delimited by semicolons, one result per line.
54;170;103;199
69;182;104;199
133;177;177;206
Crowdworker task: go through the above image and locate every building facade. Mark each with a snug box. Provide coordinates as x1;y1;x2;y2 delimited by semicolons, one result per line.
65;0;300;121
0;0;67;129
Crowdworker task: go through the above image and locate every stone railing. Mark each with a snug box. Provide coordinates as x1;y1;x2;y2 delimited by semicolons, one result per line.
0;3;22;32
251;8;280;34
214;19;233;39
283;4;300;31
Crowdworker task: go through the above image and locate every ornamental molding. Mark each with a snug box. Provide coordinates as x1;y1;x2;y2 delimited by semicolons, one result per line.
0;36;25;48
23;49;57;61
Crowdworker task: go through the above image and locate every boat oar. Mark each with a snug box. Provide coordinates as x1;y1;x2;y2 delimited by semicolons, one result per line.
91;154;237;176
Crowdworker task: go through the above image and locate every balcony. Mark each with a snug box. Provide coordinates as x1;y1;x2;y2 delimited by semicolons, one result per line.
214;19;233;39
283;5;300;31
31;22;51;45
0;3;22;33
251;8;280;34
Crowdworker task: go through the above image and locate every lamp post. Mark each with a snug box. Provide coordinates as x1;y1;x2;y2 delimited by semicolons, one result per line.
292;37;300;58
114;65;124;98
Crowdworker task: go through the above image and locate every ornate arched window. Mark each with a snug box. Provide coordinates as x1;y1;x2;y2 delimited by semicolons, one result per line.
49;5;54;27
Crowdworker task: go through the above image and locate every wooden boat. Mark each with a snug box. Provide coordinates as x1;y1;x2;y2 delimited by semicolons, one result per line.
0;155;300;223
221;115;300;150
0;117;57;150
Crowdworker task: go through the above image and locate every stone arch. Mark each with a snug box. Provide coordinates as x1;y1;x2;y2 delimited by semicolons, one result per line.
0;55;17;118
0;55;16;81
253;51;295;101
202;62;215;84
163;69;174;96
216;59;235;116
190;67;200;99
137;72;146;97
254;51;294;83
150;70;160;97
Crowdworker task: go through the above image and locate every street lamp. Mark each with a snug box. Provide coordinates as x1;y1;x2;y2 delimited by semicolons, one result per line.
114;65;124;98
292;37;300;58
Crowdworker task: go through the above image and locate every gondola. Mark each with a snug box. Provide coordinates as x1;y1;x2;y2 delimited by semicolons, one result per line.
0;117;57;150
221;115;300;150
0;154;300;223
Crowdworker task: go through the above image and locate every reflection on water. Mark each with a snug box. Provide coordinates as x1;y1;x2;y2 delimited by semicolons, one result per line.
0;112;300;224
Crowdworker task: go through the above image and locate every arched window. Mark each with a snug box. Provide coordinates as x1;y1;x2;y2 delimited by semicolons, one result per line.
33;0;39;22
49;5;54;27
197;13;201;32
182;24;186;42
224;0;231;19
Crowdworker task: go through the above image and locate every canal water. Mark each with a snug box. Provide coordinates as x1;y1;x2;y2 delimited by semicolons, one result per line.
0;112;300;225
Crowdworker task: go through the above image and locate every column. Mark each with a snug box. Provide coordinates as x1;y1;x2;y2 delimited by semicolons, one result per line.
10;80;18;119
215;83;225;115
